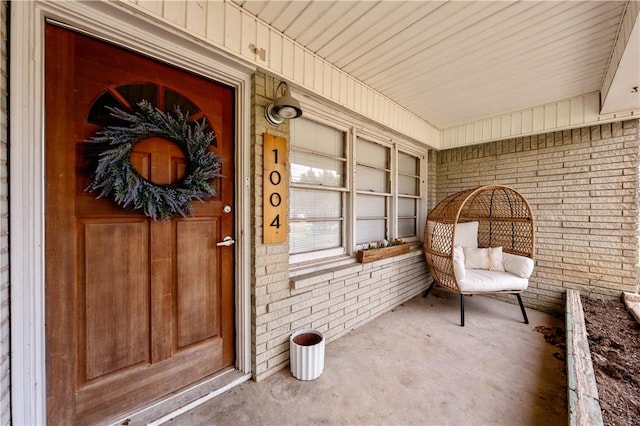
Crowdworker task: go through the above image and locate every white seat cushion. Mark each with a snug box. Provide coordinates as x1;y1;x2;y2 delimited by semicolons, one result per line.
459;269;529;293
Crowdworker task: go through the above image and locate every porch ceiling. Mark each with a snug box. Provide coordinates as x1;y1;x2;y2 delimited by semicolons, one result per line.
233;0;639;129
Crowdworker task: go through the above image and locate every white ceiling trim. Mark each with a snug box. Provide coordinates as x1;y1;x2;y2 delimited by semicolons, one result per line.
68;0;640;150
232;0;639;149
133;0;443;147
601;1;640;114
442;92;640;149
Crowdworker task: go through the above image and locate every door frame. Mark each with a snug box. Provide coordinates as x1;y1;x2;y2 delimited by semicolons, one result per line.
10;2;253;424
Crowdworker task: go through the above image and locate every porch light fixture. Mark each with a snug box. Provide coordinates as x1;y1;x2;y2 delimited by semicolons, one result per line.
265;81;303;125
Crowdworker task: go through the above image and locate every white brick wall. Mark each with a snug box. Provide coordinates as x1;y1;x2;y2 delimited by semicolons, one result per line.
251;72;430;380
0;2;9;425
433;120;640;313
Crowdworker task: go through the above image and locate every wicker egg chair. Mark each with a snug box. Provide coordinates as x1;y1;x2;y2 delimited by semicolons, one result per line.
423;185;535;326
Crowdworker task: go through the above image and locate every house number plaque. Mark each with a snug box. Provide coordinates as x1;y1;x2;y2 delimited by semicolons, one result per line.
263;133;288;244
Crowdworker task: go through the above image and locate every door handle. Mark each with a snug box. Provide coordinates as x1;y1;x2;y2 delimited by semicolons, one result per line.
216;236;235;247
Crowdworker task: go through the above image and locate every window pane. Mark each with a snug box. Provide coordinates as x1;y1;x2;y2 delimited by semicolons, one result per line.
398;198;416;217
398;198;416;237
290;221;341;254
357;194;386;217
356;219;386;245
164;88;199;118
398;218;416;238
292;119;343;157
290;188;342;254
291;151;344;186
398;174;418;196
357;165;388;193
291;189;341;219
357;138;388;168
398;152;418;175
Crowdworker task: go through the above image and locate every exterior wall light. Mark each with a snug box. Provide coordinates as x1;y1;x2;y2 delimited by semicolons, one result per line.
265;81;303;125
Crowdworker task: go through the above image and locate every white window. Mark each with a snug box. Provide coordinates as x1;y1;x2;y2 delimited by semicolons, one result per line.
356;138;390;245
397;151;421;238
289;117;424;264
290;119;347;260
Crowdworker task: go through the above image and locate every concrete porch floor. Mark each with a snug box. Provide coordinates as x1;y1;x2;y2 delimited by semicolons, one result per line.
169;288;567;425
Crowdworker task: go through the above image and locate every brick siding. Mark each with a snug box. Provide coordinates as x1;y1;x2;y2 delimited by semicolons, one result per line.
0;2;9;425
433;120;640;314
251;72;429;380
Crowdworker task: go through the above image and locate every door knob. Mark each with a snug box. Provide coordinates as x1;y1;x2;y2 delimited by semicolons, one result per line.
216;236;235;247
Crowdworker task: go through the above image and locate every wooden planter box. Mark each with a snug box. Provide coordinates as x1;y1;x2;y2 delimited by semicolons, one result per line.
356;244;410;263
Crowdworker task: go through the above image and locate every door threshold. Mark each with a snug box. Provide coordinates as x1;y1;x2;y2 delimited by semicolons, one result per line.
110;368;251;426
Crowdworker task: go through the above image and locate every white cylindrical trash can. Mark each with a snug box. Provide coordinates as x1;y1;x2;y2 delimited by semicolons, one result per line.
289;328;325;380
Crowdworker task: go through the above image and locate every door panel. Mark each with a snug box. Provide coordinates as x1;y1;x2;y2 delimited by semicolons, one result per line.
177;220;220;348
81;220;151;380
45;24;235;424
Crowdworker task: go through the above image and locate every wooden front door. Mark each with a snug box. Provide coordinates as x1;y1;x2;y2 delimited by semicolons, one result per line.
45;25;235;424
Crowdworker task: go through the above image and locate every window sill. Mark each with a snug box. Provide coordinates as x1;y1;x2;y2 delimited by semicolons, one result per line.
289;254;356;279
289;245;424;291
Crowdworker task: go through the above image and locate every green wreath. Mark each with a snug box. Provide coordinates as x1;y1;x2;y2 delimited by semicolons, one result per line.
86;100;222;220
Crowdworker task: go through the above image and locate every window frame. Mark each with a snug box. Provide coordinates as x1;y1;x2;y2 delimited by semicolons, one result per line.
354;134;393;248
289;116;351;264
288;101;426;267
397;149;422;240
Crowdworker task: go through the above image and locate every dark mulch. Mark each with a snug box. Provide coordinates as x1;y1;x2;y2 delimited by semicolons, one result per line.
582;297;640;426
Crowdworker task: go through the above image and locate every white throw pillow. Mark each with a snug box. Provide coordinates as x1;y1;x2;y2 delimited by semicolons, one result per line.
463;247;489;270
488;247;505;271
453;221;479;249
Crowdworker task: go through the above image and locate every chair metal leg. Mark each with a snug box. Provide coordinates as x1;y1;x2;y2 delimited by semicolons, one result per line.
422;280;436;298
516;294;529;324
460;294;465;327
